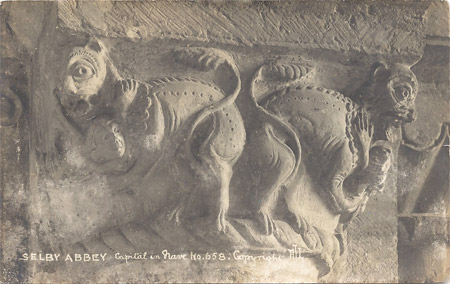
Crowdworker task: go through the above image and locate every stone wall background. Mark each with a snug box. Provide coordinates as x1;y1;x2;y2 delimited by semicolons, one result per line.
1;1;448;283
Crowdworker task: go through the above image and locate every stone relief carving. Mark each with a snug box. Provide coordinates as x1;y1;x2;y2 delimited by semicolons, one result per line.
54;38;246;233
2;1;449;283
49;37;419;278
247;60;417;268
249;61;417;226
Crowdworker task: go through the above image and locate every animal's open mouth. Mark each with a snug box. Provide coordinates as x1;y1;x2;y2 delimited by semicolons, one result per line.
384;111;411;126
54;88;99;118
387;112;407;121
74;100;90;116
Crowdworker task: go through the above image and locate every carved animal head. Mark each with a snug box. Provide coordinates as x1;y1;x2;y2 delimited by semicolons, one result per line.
55;38;121;126
360;63;418;127
80;118;134;174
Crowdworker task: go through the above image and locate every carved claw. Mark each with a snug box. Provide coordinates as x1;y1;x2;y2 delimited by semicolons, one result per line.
174;47;232;72
354;110;373;169
256;210;277;235
115;79;141;118
355;110;373;136
168;206;183;226
120;79;140;99
216;208;228;234
292;214;321;251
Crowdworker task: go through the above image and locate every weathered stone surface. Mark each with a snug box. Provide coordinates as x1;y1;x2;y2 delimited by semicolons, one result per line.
1;1;449;283
57;1;428;59
0;3;30;282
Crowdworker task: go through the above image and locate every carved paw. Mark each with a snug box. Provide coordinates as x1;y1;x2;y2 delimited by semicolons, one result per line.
355;110;373;148
256;210;277;235
175;47;232;71
291;213;321;251
216;208;228;234
119;79;140;99
114;79;143;119
354;110;373;168
168;206;184;226
365;145;392;191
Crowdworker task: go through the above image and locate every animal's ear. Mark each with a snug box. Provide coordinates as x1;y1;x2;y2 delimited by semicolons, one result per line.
372;62;388;79
86;37;104;53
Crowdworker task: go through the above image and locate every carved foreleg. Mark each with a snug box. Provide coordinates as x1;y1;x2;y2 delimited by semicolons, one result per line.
249;123;296;235
167;153;198;225
196;110;245;233
205;156;233;233
170;150;233;233
172;108;244;233
114;79;140;119
338;145;392;223
179;142;236;233
119;80;165;154
363;145;392;193
354;109;374;170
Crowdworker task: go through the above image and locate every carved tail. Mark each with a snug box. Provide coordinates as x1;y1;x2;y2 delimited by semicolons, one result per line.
250;65;302;184
182;49;242;163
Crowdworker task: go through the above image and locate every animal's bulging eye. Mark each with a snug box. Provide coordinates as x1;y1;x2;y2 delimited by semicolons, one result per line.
402;89;410;98
71;62;95;81
393;86;411;103
77;66;88;76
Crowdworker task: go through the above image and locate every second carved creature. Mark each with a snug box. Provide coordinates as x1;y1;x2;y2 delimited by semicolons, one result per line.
248;61;417;235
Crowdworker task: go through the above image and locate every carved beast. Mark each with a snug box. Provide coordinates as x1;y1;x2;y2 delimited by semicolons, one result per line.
54;38;245;232
248;62;418;235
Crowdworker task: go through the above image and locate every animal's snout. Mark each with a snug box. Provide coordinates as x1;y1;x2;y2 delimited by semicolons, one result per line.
89;94;100;105
56;89;98;117
74;100;91;116
63;77;77;95
406;107;417;123
395;104;417;123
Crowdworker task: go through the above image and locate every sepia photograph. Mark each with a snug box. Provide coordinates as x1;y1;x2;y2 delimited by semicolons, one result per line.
1;0;449;282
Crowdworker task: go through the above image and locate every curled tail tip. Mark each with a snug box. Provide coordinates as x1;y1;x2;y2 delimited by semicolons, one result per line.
174;47;235;72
